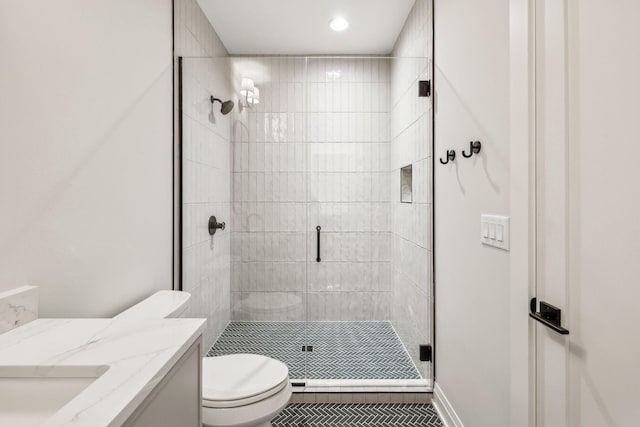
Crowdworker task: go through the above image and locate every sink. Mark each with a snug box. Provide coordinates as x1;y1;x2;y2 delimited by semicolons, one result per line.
0;366;108;426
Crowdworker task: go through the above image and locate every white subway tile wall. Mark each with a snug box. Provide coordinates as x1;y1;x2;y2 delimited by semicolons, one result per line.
390;0;434;380
176;0;231;350
230;57;395;321
306;58;392;321
230;57;308;321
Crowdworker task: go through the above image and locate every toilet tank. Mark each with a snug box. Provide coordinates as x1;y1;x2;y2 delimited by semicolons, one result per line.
114;291;191;321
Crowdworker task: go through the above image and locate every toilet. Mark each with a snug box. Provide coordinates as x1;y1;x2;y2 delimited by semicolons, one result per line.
202;354;292;427
117;291;292;427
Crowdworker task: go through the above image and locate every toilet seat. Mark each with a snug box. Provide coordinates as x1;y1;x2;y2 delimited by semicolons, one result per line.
202;354;289;409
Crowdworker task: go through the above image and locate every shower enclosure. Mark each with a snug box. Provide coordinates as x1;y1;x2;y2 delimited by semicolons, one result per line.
178;55;433;391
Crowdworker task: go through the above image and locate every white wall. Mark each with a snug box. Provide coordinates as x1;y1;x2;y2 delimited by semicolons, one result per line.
175;0;232;350
434;0;511;425
0;0;173;317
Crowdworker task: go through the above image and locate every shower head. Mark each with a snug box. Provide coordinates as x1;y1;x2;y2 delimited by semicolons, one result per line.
221;100;234;115
210;96;234;115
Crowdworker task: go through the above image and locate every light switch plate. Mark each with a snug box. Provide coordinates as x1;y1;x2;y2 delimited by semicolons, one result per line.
481;214;510;250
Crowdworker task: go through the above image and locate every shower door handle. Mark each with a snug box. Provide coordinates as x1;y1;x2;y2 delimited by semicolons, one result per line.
316;226;321;262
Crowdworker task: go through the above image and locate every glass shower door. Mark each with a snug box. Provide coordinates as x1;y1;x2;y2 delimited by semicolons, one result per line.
304;56;433;386
227;57;309;382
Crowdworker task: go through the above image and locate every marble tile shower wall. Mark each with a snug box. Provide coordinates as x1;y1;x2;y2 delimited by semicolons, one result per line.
230;57;392;321
175;0;231;350
390;0;434;379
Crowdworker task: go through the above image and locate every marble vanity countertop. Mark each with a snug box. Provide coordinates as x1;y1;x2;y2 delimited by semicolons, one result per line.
0;317;206;427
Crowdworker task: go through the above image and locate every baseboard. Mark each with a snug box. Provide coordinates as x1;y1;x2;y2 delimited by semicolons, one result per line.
433;383;464;427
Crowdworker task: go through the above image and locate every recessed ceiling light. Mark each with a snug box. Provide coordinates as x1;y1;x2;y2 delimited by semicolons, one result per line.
330;17;349;32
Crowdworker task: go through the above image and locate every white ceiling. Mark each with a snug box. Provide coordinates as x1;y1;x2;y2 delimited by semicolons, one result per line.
196;0;416;55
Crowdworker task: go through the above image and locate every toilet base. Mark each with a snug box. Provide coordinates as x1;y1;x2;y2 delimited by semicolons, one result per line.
202;381;292;427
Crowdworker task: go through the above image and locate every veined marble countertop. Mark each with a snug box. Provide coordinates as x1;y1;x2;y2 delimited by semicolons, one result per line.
0;317;206;427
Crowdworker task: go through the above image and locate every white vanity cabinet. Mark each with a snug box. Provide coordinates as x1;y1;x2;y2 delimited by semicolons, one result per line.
123;338;202;427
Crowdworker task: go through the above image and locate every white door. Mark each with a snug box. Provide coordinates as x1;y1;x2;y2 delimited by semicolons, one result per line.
534;1;640;426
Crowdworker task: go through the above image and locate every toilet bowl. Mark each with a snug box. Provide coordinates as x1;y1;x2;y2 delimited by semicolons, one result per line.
117;292;292;427
202;354;292;427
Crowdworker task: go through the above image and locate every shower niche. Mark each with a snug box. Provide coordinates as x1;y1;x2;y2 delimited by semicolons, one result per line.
401;165;413;203
178;55;433;391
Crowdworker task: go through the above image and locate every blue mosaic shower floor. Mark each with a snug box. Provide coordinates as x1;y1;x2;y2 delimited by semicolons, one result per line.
207;321;421;380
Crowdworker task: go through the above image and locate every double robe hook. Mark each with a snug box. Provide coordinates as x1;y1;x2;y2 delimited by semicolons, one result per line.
439;150;456;165
462;140;482;158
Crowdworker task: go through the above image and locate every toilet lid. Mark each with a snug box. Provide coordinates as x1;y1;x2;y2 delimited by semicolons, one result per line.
202;354;289;408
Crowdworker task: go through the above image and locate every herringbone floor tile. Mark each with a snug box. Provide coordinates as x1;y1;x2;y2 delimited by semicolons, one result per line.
272;403;444;426
207;321;420;380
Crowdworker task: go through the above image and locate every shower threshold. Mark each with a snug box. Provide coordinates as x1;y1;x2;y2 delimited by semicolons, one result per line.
301;378;431;393
207;321;430;392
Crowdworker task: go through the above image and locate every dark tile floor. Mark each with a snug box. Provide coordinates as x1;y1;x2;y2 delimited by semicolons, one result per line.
271;403;444;426
207;321;420;380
